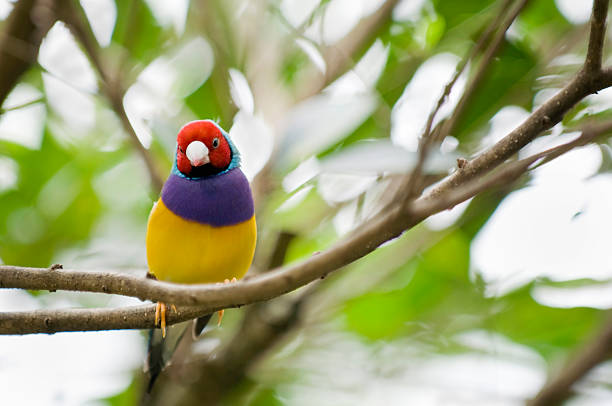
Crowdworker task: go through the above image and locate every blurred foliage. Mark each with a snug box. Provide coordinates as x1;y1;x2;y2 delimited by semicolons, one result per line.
1;0;612;405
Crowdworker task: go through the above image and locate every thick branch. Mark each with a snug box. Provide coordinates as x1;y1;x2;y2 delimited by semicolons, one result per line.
0;0;56;108
0;196;419;308
1;0;612;338
529;315;612;406
0;304;209;334
3;118;611;335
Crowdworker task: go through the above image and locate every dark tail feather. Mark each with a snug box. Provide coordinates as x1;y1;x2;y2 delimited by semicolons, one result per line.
145;328;165;393
192;314;213;338
144;316;212;393
145;322;189;393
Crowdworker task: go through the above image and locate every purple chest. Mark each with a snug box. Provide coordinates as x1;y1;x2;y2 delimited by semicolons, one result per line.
161;168;254;227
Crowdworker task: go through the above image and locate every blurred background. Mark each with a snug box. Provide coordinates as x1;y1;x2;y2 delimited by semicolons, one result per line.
1;0;612;404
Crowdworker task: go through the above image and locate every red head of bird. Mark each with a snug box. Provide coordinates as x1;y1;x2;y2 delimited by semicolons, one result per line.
176;120;232;176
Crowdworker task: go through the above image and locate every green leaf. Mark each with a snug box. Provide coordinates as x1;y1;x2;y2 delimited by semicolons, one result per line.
102;376;139;406
425;15;446;50
112;0;168;64
519;0;572;36
433;0;496;30
343;231;473;340
489;284;602;360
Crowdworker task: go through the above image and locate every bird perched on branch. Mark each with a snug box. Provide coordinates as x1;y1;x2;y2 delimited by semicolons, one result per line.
144;120;256;392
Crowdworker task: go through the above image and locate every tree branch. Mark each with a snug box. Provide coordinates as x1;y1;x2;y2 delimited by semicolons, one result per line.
401;0;607;208
400;0;521;200
528;314;612;406
437;0;530;142
0;0;56;108
584;0;609;73
1;0;612;340
296;0;400;100
56;1;165;193
0;304;207;334
0;194;474;334
2;117;612;335
426;66;612;201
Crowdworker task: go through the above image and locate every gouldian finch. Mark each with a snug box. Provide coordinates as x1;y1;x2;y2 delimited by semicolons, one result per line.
144;120;256;391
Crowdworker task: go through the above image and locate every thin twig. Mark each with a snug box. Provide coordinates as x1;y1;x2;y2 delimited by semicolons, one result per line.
437;0;530;142
426;73;612;202
0;96;44;113
400;0;518;200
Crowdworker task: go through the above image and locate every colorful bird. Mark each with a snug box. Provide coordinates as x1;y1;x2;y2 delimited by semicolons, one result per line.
144;120;256;391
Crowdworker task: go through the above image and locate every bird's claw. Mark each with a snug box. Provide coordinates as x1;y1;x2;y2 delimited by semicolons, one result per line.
154;302;176;338
217;277;237;326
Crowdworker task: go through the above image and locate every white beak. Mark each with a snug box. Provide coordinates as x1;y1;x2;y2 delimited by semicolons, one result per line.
186;141;210;167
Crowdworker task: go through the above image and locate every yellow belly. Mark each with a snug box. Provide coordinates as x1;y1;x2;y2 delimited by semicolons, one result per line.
146;199;256;284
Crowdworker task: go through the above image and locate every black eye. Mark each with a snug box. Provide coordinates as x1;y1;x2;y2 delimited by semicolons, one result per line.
212;138;219;148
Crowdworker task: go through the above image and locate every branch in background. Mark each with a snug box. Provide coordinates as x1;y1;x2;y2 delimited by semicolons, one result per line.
3;116;612;335
400;0;520;200
436;0;528;147
323;0;400;84
528;314;612;406
295;0;400;100
265;231;298;270
584;0;609;73
436;0;531;143
531;119;612;167
252;0;403;202
188;0;238;126
426;2;612;202
411;121;612;218
56;1;165;193
0;0;56;108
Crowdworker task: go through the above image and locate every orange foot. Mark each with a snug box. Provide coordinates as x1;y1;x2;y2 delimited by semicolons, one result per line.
154;302;177;338
217;277;237;326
